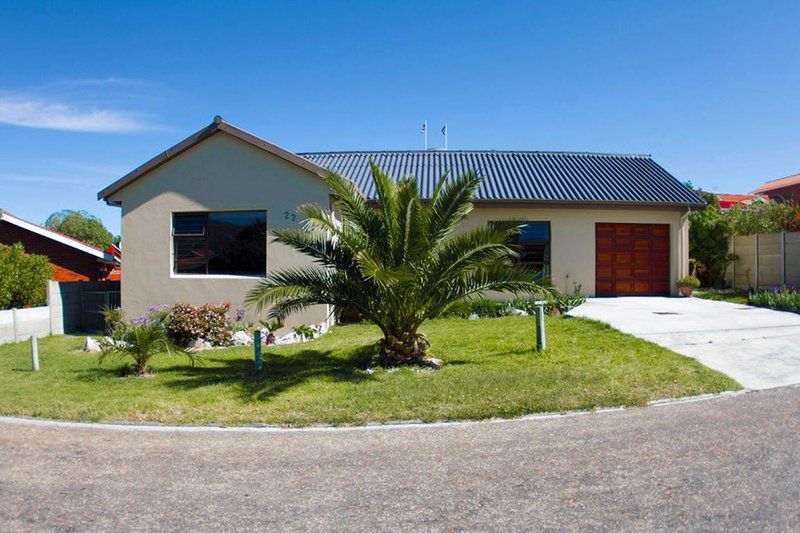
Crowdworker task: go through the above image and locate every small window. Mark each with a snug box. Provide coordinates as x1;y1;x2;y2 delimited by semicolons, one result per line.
511;221;551;279
173;211;267;276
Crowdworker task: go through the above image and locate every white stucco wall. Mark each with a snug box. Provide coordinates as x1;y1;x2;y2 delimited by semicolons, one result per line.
109;131;332;327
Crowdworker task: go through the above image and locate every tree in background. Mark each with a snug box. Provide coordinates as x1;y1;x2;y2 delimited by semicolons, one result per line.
0;243;51;309
45;210;114;249
726;201;800;235
688;191;736;287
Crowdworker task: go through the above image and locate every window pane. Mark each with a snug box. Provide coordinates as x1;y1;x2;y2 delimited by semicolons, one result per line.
207;211;267;276
173;213;207;236
175;236;210;274
519;222;550;242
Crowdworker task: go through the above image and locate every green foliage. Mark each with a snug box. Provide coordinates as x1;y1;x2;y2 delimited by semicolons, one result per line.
99;308;200;375
246;163;548;365
0;243;51;309
727;201;800;235
45;209;114;249
292;324;315;339
442;285;586;319
677;275;701;288
258;319;284;332
688;192;735;287
166;303;232;347
748;285;800;312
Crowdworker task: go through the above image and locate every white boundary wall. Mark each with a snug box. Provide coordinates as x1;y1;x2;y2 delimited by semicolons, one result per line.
725;231;800;289
0;281;86;345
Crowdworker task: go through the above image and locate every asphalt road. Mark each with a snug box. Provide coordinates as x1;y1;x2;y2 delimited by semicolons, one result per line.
1;387;798;531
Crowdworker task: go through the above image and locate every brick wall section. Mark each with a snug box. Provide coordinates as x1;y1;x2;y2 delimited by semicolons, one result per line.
0;220;111;282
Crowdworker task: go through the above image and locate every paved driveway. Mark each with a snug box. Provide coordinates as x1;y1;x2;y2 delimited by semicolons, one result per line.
569;296;800;389
0;387;798;531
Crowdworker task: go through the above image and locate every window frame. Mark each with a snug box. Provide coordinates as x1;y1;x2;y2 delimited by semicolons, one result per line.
171;210;268;278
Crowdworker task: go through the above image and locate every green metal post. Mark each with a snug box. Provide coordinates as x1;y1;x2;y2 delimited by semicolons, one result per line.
254;330;263;371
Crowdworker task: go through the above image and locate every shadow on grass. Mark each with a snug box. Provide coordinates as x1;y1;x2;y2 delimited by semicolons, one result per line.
148;344;378;402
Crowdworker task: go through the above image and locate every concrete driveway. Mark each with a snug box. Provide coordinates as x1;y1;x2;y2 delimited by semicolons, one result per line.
569;297;800;389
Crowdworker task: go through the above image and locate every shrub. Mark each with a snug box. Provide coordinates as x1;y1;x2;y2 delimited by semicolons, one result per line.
442;285;586;319
688;192;736;287
748;285;800;312
0;243;51;309
100;308;199;375
166;302;232;347
677;275;701;289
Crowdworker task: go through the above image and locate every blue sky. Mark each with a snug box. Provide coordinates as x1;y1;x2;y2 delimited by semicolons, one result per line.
1;0;798;235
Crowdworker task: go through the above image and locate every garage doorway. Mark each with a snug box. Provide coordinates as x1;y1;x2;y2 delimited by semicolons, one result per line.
595;223;670;296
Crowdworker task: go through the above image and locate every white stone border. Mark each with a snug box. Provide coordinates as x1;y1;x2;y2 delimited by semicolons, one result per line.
0;389;753;434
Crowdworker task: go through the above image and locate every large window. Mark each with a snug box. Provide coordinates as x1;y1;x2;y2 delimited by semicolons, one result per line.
173;211;267;276
513;221;551;279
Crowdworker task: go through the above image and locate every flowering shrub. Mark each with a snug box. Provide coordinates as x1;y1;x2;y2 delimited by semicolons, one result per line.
166;302;233;347
749;285;800;312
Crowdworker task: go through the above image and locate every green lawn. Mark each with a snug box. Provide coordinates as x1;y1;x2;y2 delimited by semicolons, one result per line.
0;316;740;426
694;288;750;305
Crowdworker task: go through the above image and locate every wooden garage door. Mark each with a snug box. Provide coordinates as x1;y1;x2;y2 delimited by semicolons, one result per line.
595;223;670;296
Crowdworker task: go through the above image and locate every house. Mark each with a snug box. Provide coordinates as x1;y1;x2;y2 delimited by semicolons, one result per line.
717;193;769;210
0;210;120;282
97;116;704;325
752;172;800;201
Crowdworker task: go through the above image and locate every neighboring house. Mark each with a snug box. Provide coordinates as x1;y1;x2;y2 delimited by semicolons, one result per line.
752;172;800;201
97;116;704;324
0;210;120;282
717;193;769;210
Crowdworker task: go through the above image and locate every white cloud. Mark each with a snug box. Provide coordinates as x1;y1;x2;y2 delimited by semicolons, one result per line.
0;96;155;133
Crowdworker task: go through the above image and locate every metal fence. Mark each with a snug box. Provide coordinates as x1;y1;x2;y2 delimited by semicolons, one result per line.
725;231;800;289
81;290;121;332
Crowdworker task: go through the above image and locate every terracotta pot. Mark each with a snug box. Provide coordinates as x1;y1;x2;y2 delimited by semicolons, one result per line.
679;286;694;297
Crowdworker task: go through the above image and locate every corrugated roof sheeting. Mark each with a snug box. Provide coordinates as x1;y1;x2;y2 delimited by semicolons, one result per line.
299;151;704;206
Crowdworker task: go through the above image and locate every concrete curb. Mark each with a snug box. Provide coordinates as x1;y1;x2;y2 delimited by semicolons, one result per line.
0;388;753;434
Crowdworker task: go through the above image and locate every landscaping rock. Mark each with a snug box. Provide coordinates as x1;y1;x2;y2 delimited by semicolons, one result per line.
469;313;480;320
231;330;253;346
187;338;212;351
274;332;302;345
423;356;444;369
509;308;528;316
82;337;102;353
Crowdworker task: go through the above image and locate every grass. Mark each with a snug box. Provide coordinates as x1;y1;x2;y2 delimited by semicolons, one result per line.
0;316;740;426
694;288;750;305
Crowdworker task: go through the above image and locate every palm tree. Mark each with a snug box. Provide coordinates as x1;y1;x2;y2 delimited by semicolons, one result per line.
246;162;547;366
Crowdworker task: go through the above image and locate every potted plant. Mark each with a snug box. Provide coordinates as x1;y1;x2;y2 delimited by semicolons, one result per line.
677;275;701;297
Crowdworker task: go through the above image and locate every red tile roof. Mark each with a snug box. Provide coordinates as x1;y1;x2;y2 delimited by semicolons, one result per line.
752;173;800;194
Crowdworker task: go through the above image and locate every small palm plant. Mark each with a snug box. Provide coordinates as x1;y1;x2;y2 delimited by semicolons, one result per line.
246;162;547;366
99;309;199;375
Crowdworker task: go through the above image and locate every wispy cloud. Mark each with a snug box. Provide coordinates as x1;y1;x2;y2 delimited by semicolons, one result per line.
0;96;155;133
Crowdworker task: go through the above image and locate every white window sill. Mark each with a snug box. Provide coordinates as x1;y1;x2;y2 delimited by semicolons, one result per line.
170;273;264;280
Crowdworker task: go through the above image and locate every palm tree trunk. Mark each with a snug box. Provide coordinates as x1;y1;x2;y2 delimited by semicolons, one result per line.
378;331;431;366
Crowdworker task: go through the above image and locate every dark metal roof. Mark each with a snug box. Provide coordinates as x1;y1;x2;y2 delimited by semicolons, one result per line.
299;151;704;206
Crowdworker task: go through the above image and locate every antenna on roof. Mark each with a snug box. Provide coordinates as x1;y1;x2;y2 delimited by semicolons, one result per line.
420;120;428;150
441;123;448;151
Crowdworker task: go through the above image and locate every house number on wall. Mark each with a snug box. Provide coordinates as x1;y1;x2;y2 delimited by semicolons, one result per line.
283;211;297;222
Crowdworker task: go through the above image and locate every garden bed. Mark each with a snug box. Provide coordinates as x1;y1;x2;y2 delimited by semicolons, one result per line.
0;316;739;426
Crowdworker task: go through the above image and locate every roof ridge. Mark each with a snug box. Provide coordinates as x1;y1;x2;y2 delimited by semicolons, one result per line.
299;150;652;158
